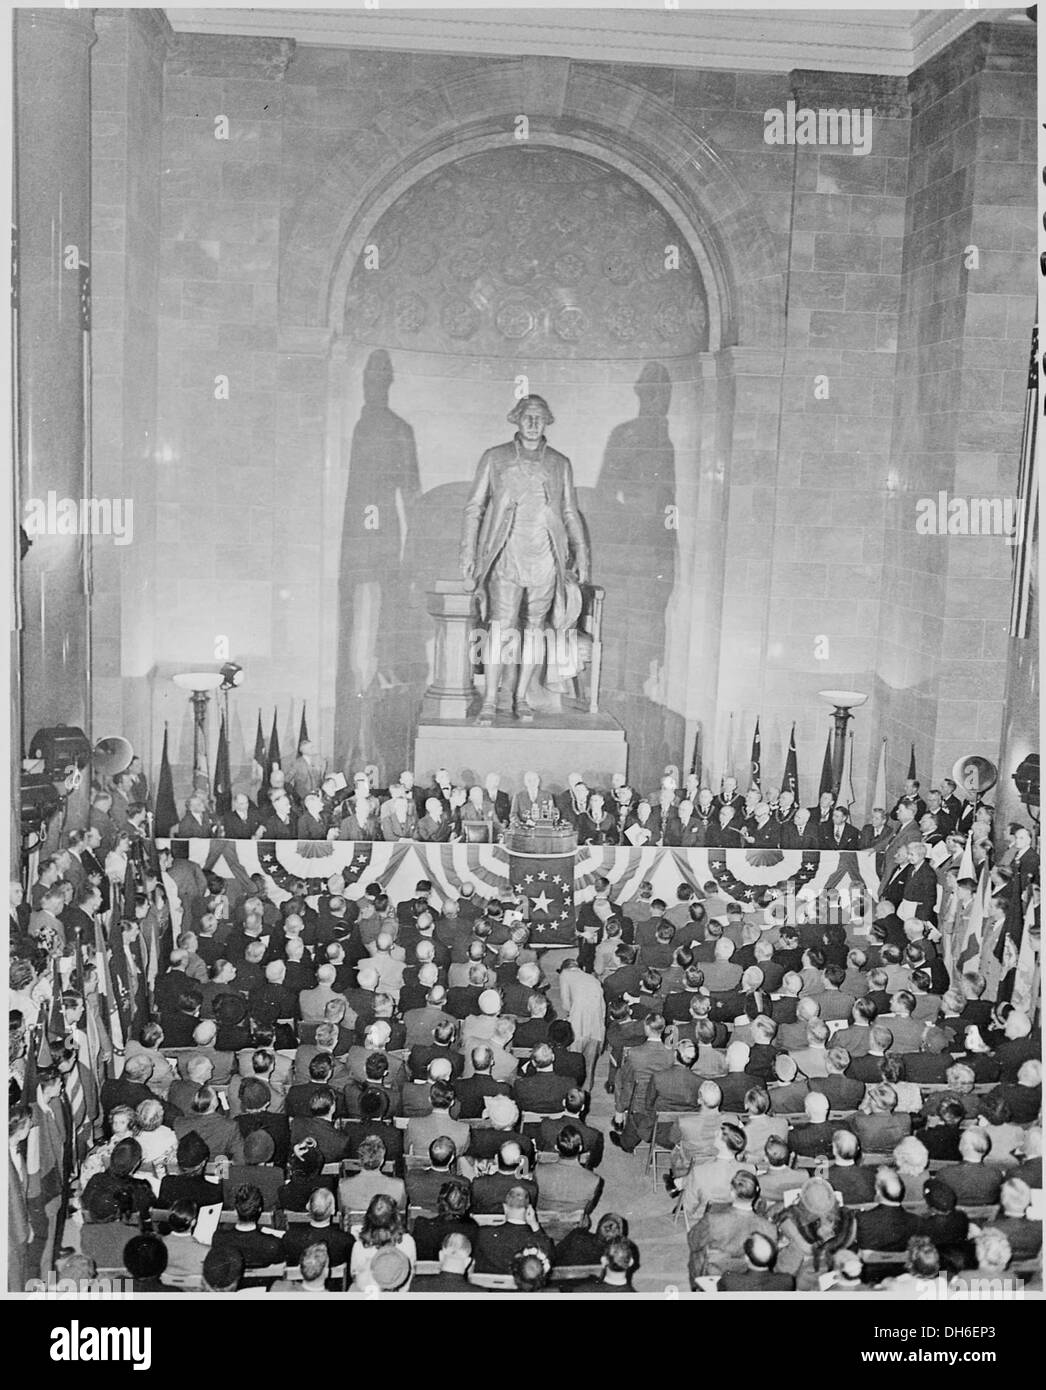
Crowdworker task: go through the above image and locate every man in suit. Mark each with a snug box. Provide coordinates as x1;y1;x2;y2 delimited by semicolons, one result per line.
878;801;921;893
416;797;453;843
936;1129;1006;1206
534;1126;603;1219
379;783;418;841
706;804;745;849
808;1047;865;1111
649;1040;704;1119
471;1141;538;1215
891;779;927;823
855;1168;920;1250
535;1090;604;1168
826;1130;877;1204
809;793;836;848
780;807;819;851
860;806;893;862
289;1088;350;1165
938;777;963;827
404;1136;462;1213
827;805;860;851
900;841;939;924
472;1186;554;1273
453;1047;512;1119
712;777;745;820
717;1232;795;1291
788;1091;851;1158
610;1015;675;1151
853;1083;911;1154
514;1044;573;1115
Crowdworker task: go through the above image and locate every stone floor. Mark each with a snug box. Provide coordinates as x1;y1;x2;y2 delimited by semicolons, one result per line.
542;947;690;1294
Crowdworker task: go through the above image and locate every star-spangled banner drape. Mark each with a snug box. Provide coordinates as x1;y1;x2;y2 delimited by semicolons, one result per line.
509;850;576;945
157;840;883;926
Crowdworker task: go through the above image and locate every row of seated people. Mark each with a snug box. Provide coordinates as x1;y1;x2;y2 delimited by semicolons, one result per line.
682;1158;1041;1292
75;1090;627;1292
73;1177;640;1294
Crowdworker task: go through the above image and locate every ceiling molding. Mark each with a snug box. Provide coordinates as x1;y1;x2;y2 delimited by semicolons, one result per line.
164;6;1029;76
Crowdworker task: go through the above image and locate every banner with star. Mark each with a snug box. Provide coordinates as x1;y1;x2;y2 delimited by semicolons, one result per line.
509;849;576;945
158;841;881;937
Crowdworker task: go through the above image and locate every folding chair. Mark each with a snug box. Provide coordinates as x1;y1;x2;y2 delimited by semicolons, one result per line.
646;1110;687;1190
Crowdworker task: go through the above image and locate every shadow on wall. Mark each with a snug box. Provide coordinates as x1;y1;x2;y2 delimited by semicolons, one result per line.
336;350;429;777
336;355;687;786
580;362;684;786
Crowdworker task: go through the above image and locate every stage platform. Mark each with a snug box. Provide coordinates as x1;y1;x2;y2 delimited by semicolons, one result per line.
413;707;628;792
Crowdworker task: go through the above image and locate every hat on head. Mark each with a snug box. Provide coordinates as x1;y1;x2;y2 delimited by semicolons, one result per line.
798;1177;838;1219
478;988;501;1016
243;1129;275;1164
176;1131;210;1170
484;1094;519;1128
367;1247;412;1291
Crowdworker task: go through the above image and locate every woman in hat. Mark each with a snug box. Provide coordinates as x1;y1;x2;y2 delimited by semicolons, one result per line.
349;1193;416;1291
773;1176;858;1292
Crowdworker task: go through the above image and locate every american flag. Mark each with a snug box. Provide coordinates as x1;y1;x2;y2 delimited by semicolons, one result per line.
1009;323;1038;639
509;850;576;945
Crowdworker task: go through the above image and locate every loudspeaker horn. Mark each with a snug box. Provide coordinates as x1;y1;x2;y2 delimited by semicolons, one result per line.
951;753;999;798
93;736;134;778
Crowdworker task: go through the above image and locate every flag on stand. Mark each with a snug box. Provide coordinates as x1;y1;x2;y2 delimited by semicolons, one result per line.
957;833;976;883
723;711;736;786
93;918;125;1052
45;960;65;1048
509;850;576;946
267;709;282;783
907;743;917;781
781;724;799;802
108;916;135;1044
689;725;702;783
953;865;991;979
213;712;232;818
872;737;887;814
154;723;178;839
1009;322;1038;640
299;703;310;750
818;731;834;800
253;710;266;781
749;718;761;791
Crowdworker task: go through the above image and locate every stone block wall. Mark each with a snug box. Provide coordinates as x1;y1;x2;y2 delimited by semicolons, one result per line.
84;15;1035;807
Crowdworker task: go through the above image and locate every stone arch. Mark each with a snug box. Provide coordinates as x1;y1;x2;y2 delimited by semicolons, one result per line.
280;58;784;350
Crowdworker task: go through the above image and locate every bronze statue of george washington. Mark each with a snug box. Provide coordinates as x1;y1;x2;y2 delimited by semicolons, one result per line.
460;395;589;726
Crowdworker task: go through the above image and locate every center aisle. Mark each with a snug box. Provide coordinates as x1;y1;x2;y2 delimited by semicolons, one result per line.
544;948;690;1294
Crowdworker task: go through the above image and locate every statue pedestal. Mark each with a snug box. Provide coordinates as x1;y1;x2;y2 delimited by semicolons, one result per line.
420;581;476;722
413;706;628;794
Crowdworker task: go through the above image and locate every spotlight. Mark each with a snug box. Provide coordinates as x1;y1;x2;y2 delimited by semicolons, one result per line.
219;662;244;691
1013;753;1040;822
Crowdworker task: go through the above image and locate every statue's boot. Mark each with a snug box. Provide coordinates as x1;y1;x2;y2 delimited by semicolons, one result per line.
515;659;538;723
477;664;500;726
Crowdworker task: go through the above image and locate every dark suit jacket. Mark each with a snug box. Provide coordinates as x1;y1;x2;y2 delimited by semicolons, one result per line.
827;824;860;851
828;1164;877;1205
514;1071;574;1115
471;1173;539;1216
808;1074;865;1110
856;1203;920;1251
473;1221;554;1274
235;1111;291;1168
935;1163;1005;1207
453;1074;512;1120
